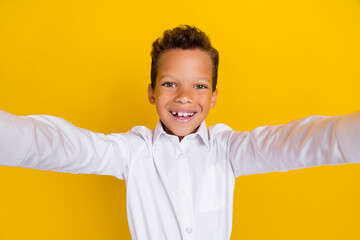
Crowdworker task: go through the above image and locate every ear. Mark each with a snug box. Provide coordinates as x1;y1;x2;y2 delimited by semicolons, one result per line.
148;84;156;105
210;89;218;109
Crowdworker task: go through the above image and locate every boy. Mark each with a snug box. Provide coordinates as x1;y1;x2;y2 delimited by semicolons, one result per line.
0;25;359;240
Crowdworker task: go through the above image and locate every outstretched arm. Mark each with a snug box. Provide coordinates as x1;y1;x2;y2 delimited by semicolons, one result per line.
0;110;130;180
227;111;360;177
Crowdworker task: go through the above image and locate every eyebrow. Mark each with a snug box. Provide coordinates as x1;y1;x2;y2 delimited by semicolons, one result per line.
159;75;210;82
158;75;175;81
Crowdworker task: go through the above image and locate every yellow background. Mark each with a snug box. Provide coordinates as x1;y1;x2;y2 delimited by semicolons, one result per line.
0;0;359;239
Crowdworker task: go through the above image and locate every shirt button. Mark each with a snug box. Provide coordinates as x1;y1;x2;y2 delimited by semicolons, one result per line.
178;153;185;159
182;188;190;195
186;227;193;234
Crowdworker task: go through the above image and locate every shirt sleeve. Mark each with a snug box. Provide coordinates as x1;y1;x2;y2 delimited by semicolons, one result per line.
228;111;360;178
0;110;130;180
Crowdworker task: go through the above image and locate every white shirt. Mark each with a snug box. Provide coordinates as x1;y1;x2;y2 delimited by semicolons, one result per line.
0;110;359;239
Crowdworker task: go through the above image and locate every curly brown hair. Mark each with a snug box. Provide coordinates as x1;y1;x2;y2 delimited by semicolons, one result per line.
150;25;219;92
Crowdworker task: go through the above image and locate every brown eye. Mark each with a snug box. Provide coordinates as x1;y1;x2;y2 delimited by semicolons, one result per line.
195;84;207;89
163;82;176;87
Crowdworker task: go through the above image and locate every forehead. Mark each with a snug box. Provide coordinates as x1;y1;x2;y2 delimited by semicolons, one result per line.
157;49;213;78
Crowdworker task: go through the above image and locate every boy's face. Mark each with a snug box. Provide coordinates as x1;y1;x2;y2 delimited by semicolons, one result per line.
148;48;218;139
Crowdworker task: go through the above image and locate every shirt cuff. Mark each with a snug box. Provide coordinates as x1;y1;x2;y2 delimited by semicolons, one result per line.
336;111;360;163
0;110;33;167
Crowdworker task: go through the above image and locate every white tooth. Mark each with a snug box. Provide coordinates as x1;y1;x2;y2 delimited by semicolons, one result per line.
189;113;194;116
172;111;176;115
177;112;182;117
183;113;188;117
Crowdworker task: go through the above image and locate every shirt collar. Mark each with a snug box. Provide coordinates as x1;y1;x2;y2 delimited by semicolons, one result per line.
152;120;210;149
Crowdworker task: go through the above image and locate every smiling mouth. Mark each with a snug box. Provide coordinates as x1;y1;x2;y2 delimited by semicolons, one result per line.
170;111;196;118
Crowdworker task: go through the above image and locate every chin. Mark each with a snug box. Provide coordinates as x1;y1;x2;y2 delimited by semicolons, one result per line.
175;127;197;137
172;130;189;137
168;128;194;138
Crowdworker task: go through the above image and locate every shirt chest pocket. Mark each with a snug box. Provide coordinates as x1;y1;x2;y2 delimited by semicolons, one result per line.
198;163;227;212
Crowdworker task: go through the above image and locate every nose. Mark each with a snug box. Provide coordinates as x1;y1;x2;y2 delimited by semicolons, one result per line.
175;87;193;104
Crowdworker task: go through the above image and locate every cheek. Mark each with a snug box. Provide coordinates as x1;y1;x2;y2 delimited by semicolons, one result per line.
200;94;213;108
155;93;170;112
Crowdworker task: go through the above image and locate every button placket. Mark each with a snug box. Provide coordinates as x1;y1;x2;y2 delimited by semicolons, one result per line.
178;153;185;159
177;150;195;239
182;188;190;195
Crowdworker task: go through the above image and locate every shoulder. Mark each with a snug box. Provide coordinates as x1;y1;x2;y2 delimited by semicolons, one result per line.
209;123;233;133
107;125;153;151
208;123;235;143
208;123;253;148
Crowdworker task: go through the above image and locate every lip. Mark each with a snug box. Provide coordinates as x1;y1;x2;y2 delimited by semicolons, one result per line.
169;108;198;113
169;109;197;123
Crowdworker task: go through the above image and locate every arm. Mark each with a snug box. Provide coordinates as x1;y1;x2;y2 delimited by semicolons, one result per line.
228;111;360;177
0;110;129;180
